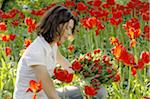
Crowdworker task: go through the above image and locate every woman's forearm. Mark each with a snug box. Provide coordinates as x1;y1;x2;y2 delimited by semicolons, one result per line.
42;76;60;99
56;50;73;72
32;65;60;99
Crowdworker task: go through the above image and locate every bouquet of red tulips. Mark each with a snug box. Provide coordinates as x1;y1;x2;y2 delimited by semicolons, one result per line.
53;67;74;83
71;49;120;97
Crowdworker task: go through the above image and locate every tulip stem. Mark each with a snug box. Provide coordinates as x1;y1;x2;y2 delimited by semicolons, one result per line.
62;83;66;99
79;82;85;98
120;62;124;89
143;67;146;96
128;66;131;93
93;29;98;49
113;26;117;37
133;46;138;64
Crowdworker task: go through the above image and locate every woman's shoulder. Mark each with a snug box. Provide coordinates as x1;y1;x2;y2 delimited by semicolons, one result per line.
28;37;43;50
23;37;46;56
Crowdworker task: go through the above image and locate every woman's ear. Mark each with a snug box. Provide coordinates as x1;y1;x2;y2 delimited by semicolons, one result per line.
61;22;68;35
63;22;69;30
57;23;63;33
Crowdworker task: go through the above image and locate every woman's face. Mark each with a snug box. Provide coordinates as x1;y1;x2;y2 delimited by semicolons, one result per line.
59;19;74;43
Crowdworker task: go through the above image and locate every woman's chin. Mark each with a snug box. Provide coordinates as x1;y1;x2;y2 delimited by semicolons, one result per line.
60;40;65;43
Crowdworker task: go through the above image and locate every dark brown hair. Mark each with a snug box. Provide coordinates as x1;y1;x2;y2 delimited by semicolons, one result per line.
36;5;77;43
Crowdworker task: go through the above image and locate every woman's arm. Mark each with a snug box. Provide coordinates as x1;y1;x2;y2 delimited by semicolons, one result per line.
56;49;74;73
31;65;60;99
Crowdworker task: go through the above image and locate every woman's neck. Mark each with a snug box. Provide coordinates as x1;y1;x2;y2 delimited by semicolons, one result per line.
49;40;59;47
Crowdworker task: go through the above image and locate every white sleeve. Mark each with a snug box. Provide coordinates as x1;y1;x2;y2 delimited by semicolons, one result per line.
25;48;47;67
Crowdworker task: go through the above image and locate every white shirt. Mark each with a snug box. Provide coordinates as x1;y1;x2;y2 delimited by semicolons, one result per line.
13;36;58;99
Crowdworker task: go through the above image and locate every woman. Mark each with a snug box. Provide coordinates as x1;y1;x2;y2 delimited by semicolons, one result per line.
13;5;77;99
13;5;107;99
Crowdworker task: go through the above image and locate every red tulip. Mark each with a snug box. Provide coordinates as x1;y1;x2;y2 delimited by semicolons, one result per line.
102;3;111;9
130;39;136;48
142;25;150;42
110;17;122;26
65;73;73;83
116;4;124;10
26;80;42;99
127;1;134;9
119;47;135;65
97;20;105;30
8;8;19;18
111;44;122;59
95;28;100;36
93;0;102;7
0;22;7;31
94;49;101;54
124;18;140;30
144;25;150;33
11;20;19;26
55;69;68;82
28;23;36;33
80;17;98;29
111;43;135;65
25;17;36;33
88;17;97;28
131;67;136;76
77;2;88;12
68;44;75;52
84;86;97;96
123;9;131;15
19;12;25;19
24;38;32;48
25;17;33;26
31;8;48;16
86;52;92;58
65;0;76;7
107;0;115;5
94;58;100;63
5;47;11;56
140;51;150;64
9;34;16;41
109;36;120;46
1;13;9;19
54;67;73;83
142;12;150;21
1;35;9;42
102;55;112;66
26;80;42;93
107;68;112;74
71;60;82;71
112;11;123;19
137;59;144;69
87;1;93;5
71;11;78;17
127;27;141;40
113;74;120;82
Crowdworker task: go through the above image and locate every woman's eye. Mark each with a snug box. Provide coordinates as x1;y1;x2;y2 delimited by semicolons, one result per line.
68;26;72;29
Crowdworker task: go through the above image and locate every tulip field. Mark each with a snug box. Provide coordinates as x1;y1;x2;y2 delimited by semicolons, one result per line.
0;0;150;99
